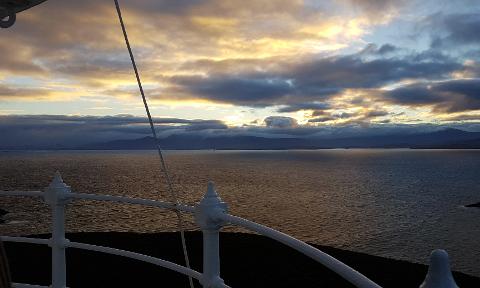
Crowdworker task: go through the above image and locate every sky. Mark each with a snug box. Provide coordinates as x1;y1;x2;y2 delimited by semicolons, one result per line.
1;0;480;147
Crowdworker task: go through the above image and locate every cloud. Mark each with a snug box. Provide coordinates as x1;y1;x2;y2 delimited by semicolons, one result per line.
2;0;480;127
358;43;397;55
308;116;337;123
277;102;331;113
289;53;460;92
444;114;480;121
428;12;480;48
335;0;413;24
171;75;293;106
2;0;374;74
382;78;480;112
312;110;329;117
0;42;45;75
166;50;462;107
377;44;397;54
308;110;359;123
264;116;298;128
0;0;400;104
184;120;228;131
344;0;409;13
365;110;389;117
308;108;389;123
0;114;227;148
44;49;134;82
333;112;356;119
2;114;480;149
0;84;54;99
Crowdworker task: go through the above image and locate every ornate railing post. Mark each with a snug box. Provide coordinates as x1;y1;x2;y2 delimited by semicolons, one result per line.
44;171;71;288
420;249;459;288
195;182;228;288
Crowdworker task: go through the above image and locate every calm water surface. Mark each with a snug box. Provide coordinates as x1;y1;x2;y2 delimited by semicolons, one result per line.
0;149;479;276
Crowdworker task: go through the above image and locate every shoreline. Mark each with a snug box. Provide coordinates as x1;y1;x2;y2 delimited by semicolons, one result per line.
5;231;480;287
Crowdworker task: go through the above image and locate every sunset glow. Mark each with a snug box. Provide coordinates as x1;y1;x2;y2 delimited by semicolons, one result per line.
1;0;480;146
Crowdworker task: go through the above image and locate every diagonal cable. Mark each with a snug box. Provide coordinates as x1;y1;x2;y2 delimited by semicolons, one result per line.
113;1;195;287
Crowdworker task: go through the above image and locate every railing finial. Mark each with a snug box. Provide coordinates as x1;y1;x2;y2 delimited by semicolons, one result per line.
53;170;63;183
195;182;228;288
45;171;70;288
206;181;217;197
200;181;223;206
44;171;71;206
420;249;459;288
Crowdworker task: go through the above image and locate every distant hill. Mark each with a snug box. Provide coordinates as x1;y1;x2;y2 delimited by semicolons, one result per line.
78;128;480;150
407;129;480;148
426;137;480;149
323;128;480;149
79;135;311;150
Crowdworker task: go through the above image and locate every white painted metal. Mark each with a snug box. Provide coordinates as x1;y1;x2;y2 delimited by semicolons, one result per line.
69;192;195;213
0;236;50;245
66;241;203;281
12;283;49;288
44;171;70;288
420;249;459;288
195;182;228;288
222;213;383;288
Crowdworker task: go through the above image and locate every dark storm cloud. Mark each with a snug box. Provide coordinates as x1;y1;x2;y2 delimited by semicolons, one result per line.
383;79;480;112
171;75;294;106
308;116;337;123
184;120;228;131
308;111;358;123
170;51;461;107
411;49;454;63
377;44;397;55
365;110;389;118
276;102;331;113
358;43;397;56
309;109;388;123
312;110;328;117
428;13;480;48
290;54;460;91
0;114;222;126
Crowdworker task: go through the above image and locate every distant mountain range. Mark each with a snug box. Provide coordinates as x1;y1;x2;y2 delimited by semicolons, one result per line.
78;128;480;150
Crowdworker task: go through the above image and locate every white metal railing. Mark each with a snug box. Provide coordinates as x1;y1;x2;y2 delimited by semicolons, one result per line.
0;172;460;288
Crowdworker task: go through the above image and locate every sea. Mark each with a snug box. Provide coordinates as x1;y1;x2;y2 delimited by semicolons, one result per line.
0;149;479;276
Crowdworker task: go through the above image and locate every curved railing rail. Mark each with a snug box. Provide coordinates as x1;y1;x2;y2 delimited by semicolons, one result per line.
11;280;48;287
0;172;459;288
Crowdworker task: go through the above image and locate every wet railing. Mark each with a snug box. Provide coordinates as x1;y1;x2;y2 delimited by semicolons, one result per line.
0;172;459;288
